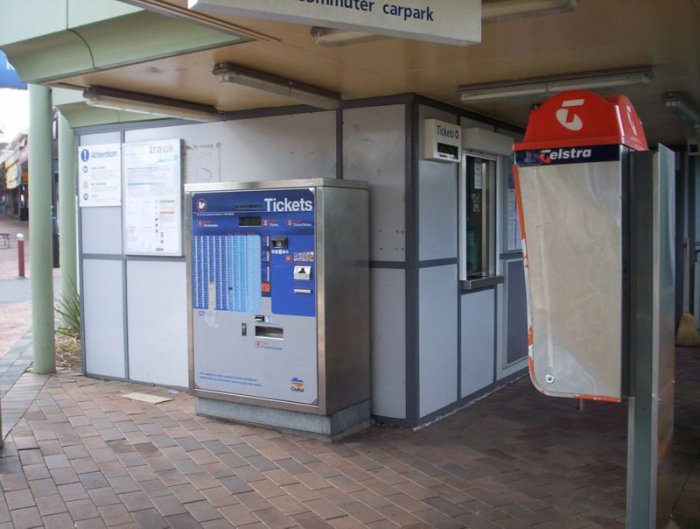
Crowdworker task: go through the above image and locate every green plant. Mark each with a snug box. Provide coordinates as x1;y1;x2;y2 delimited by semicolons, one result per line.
55;285;81;338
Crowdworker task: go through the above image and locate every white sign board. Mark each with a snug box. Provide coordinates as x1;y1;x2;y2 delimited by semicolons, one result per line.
188;0;481;47
78;144;122;207
123;139;183;256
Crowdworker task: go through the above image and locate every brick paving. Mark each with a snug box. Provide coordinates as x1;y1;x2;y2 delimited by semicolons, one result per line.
0;349;695;529
0;211;698;528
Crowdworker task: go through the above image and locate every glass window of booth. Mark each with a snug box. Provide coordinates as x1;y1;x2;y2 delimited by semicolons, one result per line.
460;154;499;288
504;159;522;253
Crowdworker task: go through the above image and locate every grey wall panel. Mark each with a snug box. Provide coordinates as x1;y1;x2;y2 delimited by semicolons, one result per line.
125;112;337;184
460;288;495;397
494;129;523;142
79;132;121;146
418;106;458;261
127;260;188;388
78;132;123;255
460;117;493;131
83;259;126;379
419;265;458;417
81;207;122;254
506;259;528;366
371;268;406;419
343;105;406;262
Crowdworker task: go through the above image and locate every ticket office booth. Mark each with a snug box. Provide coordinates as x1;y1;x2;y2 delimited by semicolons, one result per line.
459;128;528;399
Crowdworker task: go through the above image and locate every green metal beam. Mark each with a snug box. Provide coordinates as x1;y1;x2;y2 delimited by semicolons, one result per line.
0;0;142;46
58;113;78;321
3;10;247;84
28;84;56;374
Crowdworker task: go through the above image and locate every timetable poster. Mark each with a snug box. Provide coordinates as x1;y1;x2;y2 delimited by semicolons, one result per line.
123;139;183;256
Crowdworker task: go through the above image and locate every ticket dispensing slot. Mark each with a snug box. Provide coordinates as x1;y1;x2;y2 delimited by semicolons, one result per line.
255;326;284;339
271;237;288;249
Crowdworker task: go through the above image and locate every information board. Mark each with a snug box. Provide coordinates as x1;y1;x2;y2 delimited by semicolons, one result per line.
123;139;182;256
78;143;122;207
189;0;481;47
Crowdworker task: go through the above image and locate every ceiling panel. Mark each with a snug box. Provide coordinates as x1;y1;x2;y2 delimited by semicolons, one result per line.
59;0;700;145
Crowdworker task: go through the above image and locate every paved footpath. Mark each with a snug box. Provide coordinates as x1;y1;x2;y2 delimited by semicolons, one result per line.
0;212;698;529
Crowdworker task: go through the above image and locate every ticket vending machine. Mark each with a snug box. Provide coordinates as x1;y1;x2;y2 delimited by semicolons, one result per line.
514;91;649;402
186;179;369;439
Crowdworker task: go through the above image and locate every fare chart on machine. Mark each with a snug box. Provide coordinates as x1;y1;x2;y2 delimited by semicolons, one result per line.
191;188;316;318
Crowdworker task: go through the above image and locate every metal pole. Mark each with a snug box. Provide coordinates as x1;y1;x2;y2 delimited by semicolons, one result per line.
58;113;77;317
626;148;676;529
28;83;55;374
17;233;25;278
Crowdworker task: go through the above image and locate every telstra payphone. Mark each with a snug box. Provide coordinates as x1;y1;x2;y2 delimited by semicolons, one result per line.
186;179;369;439
514;90;648;402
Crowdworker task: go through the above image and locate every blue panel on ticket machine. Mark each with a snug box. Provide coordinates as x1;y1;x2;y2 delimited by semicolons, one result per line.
186;179;370;439
513;91;648;402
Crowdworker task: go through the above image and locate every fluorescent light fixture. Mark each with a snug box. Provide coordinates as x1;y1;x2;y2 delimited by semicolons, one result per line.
83;86;219;122
310;26;386;47
663;92;700;133
482;0;577;23
213;62;341;110
457;66;653;103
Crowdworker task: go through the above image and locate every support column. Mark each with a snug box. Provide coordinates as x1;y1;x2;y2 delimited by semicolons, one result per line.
28;83;55;374
58;113;77;316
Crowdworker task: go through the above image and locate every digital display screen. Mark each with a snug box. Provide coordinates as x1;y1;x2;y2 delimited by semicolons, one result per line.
437;143;459;158
239;216;262;226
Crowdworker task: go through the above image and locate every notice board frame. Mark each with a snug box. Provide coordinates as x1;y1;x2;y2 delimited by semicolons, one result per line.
122;138;184;257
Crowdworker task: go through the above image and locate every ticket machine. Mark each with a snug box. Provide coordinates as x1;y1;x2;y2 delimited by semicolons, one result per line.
186;179;369;439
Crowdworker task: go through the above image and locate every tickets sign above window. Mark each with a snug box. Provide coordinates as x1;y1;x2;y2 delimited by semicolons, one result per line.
188;0;481;47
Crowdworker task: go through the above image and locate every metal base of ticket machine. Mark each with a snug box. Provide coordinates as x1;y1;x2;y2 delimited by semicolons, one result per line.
186;179;370;440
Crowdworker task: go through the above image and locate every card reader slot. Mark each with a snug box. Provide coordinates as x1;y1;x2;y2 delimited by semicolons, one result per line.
255;325;283;340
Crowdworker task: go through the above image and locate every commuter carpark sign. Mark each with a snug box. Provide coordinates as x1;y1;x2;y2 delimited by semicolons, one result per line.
188;0;481;47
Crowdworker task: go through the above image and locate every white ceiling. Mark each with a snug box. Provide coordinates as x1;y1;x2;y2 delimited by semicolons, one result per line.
57;0;700;146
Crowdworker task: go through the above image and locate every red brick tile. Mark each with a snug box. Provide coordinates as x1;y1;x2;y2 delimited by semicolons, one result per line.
75;517;109;529
130;508;169;529
57;482;89;502
42;512;75;529
170;484;205;504
292;511;335;529
35;494;68;517
9;506;42;529
201;487;239;508
219;503;258;526
66;498;100;520
184;500;222;523
119;491;153;512
201;519;236;529
150;494;188;517
254;506;296;529
268;495;309;516
89;487;123;507
283;483;322;503
99;503;134;527
5;489;35;510
304;498;348;520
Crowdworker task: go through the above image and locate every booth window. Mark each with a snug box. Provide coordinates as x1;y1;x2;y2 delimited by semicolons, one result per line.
504;159;522;253
460;154;500;289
